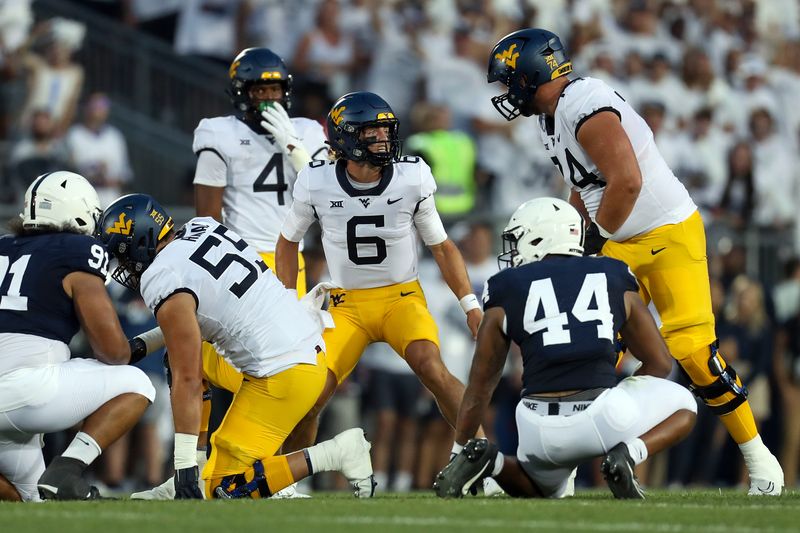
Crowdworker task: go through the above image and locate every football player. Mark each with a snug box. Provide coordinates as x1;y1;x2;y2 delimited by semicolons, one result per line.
99;194;374;500
275;92;484;461
485;28;783;495
0;172;156;501
434;198;697;499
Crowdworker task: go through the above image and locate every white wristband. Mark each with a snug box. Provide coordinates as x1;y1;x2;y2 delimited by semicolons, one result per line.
137;327;165;354
595;221;613;239
459;294;481;314
174;433;199;470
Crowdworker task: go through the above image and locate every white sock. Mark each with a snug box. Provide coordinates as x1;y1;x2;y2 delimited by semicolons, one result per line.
174;433;199;470
491;452;505;477
305;439;339;473
625;438;649;466
392;471;413;492
62;431;102;466
196;448;208;470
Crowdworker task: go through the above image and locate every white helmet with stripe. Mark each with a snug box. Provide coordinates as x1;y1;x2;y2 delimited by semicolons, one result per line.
21;171;102;236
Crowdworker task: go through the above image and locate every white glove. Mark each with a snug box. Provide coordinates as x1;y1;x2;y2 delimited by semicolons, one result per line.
260;102;312;172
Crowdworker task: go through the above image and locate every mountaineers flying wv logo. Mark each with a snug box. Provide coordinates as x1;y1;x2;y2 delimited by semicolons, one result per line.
495;43;519;68
330;106;346;126
106;212;132;235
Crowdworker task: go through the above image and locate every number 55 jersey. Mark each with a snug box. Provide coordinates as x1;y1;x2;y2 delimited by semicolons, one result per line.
139;217;323;378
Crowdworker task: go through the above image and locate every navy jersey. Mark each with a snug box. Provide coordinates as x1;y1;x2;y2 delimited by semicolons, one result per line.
483;256;638;395
0;232;110;344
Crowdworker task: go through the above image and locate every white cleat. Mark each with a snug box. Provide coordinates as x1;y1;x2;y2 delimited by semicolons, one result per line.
271;482;311;499
333;428;376;498
747;453;784;496
130;477;175;500
482;477;505;497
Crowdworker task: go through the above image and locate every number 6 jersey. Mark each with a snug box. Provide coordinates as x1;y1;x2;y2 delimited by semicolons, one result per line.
140;217;323;378
192;115;328;253
281;157;448;289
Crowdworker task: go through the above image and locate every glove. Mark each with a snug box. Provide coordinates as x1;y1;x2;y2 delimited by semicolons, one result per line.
299;282;338;334
260;102;311;172
174;466;203;499
583;222;608;256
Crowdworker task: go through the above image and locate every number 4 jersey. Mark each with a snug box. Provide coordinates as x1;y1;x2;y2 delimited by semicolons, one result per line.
281;157;448;289
483;255;638;395
192;115;328;253
0;232;109;347
140;217;323;378
540;77;696;241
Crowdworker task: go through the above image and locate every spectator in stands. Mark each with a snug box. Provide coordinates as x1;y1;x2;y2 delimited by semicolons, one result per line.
121;0;182;44
774;284;800;488
173;0;244;66
19;18;85;136
7;108;71;195
0;0;32;138
718;141;756;229
686;107;730;211
66;93;132;207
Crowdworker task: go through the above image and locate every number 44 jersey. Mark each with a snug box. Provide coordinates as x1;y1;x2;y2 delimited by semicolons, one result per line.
483;255;638;395
140;217;323;378
192;115;328;253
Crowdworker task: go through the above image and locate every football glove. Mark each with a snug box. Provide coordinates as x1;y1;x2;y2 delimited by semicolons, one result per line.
260;102;311;172
583;222;608;256
174;466;203;499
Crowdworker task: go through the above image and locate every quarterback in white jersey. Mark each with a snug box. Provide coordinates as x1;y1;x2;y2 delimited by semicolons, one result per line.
99;194;375;500
276;92;484;455
193;47;328;294
487;28;783;495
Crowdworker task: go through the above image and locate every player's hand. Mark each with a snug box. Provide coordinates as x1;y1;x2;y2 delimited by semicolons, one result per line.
583;222;608;256
260;102;303;154
174;466;203;499
466;308;482;340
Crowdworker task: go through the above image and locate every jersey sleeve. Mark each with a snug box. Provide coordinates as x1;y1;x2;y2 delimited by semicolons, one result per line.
140;262;195;316
281;167;317;242
59;235;109;281
481;273;506;311
564;79;623;138
192;118;228;187
607;258;639;294
295;118;329;161
412;160;447;246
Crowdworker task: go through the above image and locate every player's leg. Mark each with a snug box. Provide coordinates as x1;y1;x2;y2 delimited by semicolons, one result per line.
0;472;21;501
0;432;44;502
284;294;371;451
1;359;155;500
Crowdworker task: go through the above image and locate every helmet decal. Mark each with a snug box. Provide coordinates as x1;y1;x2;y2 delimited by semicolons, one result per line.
330;105;346;125
495;43;520;69
106;212;132;235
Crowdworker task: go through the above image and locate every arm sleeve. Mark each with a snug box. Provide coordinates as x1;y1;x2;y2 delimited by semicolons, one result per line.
280;168;317;242
413;160;447;246
192;118;228;187
567;80;623;138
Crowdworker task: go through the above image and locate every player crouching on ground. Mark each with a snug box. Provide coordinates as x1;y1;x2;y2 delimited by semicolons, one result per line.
434;198;697;499
98;194;374;499
0;172;156;501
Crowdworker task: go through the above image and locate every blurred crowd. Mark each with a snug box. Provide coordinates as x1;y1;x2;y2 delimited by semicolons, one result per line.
2;0;800;493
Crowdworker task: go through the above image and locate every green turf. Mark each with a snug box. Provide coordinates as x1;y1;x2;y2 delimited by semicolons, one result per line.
3;490;800;533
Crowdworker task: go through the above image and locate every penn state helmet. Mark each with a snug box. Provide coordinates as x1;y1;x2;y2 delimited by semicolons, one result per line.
498;197;584;268
487;29;573;120
20;171;101;236
228;47;292;131
96;193;174;291
326;92;401;167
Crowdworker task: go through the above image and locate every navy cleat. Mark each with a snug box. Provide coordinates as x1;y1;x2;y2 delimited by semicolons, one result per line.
433;438;498;498
601;443;645;499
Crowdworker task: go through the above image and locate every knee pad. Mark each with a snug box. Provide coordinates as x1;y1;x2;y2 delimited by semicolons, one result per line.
678;342;748;416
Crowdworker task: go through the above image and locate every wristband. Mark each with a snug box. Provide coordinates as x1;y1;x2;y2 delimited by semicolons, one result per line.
459;294;481;314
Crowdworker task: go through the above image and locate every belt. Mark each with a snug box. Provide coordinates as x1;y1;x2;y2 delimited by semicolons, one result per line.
522;388;607;416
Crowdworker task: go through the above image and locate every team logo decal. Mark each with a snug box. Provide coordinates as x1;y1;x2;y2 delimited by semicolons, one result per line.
544;53;558;70
330;200;344;208
106;212;132;235
376;112;395;121
359;198;371;208
330;293;346;307
330;106;346;126
228;60;240;79
495;43;519;69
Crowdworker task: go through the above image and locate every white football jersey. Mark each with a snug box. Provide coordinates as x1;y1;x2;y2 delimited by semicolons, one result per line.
539;77;697;241
140;217;323;378
283;157;446;289
192;115;328;252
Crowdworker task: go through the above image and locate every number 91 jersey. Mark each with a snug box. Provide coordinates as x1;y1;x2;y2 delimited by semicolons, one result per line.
483;255;638;395
192;115;328;252
539;77;696;241
0;232;109;346
139;217;323;378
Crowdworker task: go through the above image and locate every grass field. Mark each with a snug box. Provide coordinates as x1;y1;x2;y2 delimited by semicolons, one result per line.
3;490;800;533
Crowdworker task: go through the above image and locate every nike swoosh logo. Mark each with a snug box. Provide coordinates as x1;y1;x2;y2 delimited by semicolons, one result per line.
651;247;666;255
758;482;775;494
400;291;415;297
387;198;403;205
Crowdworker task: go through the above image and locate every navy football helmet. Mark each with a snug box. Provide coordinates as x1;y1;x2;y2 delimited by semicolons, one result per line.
228;47;292;132
487;29;573;120
97;194;174;291
326;92;401;167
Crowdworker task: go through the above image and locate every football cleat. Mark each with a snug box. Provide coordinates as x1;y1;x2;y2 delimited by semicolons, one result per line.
333;428;376;498
130;477;176;500
271;482;311;499
434;438;498;498
482;476;506;497
601;443;645;499
37;457;102;501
